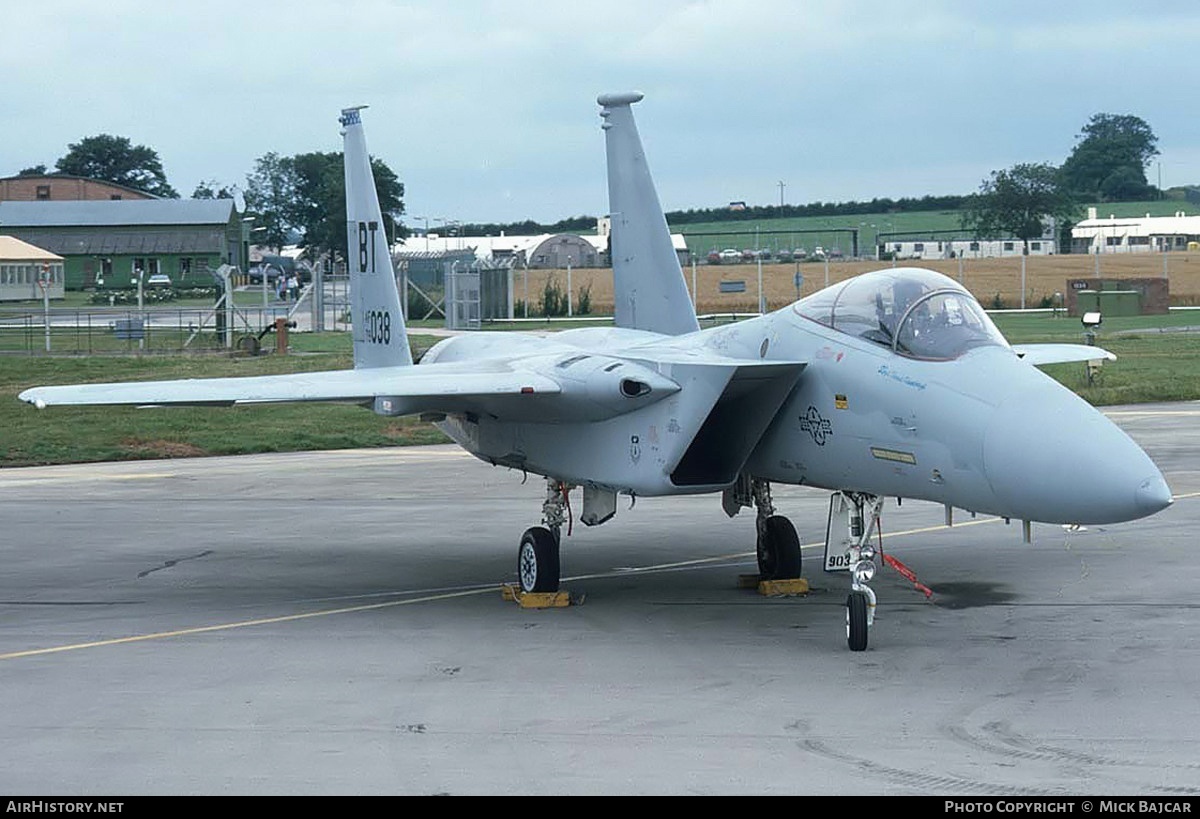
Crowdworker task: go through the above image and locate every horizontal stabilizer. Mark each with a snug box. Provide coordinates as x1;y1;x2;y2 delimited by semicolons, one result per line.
1012;344;1116;366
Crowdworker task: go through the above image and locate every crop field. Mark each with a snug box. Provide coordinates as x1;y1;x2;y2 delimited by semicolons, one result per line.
520;252;1200;316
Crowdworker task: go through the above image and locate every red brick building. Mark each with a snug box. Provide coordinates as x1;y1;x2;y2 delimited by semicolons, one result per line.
0;174;157;202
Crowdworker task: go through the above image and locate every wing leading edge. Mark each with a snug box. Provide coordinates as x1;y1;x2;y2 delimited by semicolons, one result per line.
18;365;560;410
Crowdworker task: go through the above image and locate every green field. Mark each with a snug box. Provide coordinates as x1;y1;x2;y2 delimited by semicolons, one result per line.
670;198;1200;256
1;318;1195;467
989;312;1200;404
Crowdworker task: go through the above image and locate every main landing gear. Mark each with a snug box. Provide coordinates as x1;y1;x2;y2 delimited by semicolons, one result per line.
517;478;569;594
752;479;802;580
722;475;803;581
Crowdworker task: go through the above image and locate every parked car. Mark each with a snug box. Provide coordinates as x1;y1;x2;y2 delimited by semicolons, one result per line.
719;248;741;263
740;248;756;262
248;264;284;285
776;249;794;263
706;250;722;265
827;247;844;259
146;273;172;287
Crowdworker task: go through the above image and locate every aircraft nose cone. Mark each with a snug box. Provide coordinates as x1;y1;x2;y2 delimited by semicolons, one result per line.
983;383;1171;525
1135;474;1173;516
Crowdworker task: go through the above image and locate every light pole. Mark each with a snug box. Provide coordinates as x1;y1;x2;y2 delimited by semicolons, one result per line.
413;215;430;251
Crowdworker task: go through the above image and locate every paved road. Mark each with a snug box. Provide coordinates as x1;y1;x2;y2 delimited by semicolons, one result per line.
0;403;1197;795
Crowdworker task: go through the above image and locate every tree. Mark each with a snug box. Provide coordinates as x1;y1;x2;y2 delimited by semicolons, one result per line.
191;179;236;200
1061;113;1159;201
961;162;1077;251
243;152;294;252
17;164;47;176
54;134;178;197
243;150;405;261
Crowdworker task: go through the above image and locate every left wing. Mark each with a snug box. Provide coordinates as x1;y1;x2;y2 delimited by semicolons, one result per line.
1012;344;1116;366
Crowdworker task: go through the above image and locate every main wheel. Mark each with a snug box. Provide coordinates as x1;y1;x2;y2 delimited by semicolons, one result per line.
846;591;869;652
757;515;802;579
518;526;560;594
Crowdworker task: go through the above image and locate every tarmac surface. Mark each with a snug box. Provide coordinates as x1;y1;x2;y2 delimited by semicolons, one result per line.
1;402;1198;795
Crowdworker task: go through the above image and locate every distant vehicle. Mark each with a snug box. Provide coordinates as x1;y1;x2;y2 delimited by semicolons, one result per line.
719;248;740;263
706;250;722;265
776;249;793;263
146;273;172;287
249;255;312;285
793;247;807;259
827;247;844;259
811;246;827;261
740;249;756;262
248;264;284;285
756;248;772;261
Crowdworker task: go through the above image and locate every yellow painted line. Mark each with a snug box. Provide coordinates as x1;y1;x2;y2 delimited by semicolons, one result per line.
594;516;1003;580
0;472;176;487
12;502;1196;663
0;587;487;662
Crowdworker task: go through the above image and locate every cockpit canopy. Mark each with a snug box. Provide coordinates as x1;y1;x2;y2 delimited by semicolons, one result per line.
794;267;1009;360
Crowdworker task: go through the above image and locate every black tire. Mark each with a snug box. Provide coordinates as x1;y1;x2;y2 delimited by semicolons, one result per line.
518;526;560;594
847;591;869;652
757;515;802;579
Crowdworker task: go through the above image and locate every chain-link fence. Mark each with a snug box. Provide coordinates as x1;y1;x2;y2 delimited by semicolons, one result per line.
0;305;297;355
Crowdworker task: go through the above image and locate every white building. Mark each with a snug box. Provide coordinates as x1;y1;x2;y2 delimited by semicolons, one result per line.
885;237;1056;261
397;219;690;269
1071;208;1200;254
0;236;65;302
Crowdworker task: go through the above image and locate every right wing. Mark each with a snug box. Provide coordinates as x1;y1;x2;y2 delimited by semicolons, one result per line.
18;362;557;409
19;353;682;424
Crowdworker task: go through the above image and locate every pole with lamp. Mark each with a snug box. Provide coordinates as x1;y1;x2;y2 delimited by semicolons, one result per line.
39;262;52;352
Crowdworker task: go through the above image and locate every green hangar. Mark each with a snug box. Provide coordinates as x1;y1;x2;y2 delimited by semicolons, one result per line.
0;199;252;290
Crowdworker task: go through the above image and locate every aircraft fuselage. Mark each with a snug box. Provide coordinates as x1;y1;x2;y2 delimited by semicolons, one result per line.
421;298;1170;526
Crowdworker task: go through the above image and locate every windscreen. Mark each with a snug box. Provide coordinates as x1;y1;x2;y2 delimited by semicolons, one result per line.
794;268;1008;359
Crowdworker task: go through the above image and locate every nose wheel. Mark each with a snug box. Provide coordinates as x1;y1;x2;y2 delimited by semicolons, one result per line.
846;589;874;651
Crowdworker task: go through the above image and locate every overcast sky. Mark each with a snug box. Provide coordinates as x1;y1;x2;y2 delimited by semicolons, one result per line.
4;1;1198;225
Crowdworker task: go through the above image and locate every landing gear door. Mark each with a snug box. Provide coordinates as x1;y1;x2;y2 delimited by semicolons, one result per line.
823;492;854;573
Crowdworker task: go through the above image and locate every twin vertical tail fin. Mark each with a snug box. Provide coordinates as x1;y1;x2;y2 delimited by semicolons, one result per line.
341;106;412;369
599;92;700;337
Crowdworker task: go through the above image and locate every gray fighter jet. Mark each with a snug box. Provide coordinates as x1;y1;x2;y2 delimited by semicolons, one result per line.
20;96;1173;650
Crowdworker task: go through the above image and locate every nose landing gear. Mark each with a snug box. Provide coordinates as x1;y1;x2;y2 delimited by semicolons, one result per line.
826;492;883;651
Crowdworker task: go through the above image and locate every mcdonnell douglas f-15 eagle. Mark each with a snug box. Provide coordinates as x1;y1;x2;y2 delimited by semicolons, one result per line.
20;94;1172;650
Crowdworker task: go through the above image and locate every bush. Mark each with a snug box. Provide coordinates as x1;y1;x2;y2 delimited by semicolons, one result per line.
540;276;567;317
577;283;592;315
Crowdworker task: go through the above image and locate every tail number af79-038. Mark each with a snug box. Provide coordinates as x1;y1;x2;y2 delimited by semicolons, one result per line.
365;309;392;344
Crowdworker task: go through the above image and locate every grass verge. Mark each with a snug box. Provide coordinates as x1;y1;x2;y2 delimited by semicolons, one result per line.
2;318;1195;467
